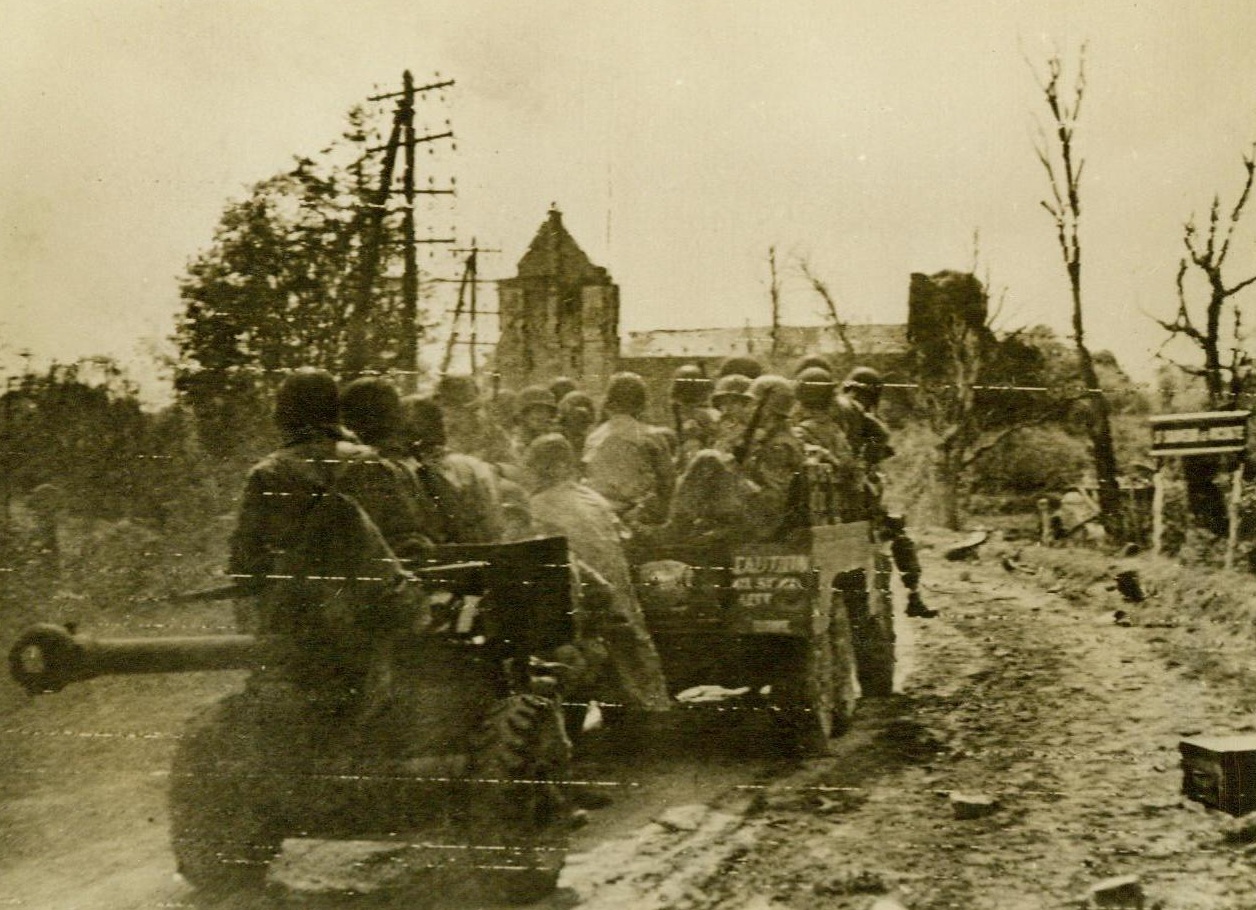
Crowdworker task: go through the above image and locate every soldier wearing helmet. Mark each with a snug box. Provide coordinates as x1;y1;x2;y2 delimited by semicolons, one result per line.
792;367;861;521
510;384;560;461
738;374;808;540
229;369;429;653
835;366;937;618
669;364;719;466
583;372;675;525
711;374;755;453
433;374;513;465
557;389;598;455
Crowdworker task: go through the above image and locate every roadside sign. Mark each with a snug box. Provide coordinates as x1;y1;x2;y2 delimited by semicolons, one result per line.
1148;410;1249;458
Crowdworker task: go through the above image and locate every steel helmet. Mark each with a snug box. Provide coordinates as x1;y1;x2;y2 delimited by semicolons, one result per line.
434;373;481;408
603;372;649;416
792;354;834;377
274;368;339;433
670;363;713;406
717;355;765;380
842;366;884;407
548;376;578;402
711;373;753;407
339;376;404;445
747;374;796;417
400;395;447;450
516;384;559;415
794;366;836;410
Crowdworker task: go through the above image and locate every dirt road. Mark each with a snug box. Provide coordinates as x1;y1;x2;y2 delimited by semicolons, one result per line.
4;541;1256;909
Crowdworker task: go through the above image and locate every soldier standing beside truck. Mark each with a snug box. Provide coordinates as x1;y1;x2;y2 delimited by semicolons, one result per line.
834;367;937;618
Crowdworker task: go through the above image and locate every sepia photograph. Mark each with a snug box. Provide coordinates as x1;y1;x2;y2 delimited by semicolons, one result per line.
4;2;1256;908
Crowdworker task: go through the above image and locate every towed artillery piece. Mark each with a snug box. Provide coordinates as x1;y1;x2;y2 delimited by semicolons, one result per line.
9;536;581;904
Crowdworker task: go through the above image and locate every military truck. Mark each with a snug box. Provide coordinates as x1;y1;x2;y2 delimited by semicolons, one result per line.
631;457;897;756
8;536;581;904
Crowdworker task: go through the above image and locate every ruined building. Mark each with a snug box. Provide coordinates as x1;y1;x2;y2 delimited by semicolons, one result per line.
495;208;620;391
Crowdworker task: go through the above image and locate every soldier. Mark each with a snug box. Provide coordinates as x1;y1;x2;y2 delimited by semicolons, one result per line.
739;374;808;540
525;433;671;713
338;376;447;556
669;364;719;467
556;390;597;455
433;374;513;465
711;373;755;454
792;367;861;522
583;372;675;525
228;369;419;709
400;395;505;544
835;367;937;619
231;370;401;594
511;385;560;462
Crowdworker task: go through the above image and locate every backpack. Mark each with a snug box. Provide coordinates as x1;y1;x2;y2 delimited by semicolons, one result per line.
263;454;411;678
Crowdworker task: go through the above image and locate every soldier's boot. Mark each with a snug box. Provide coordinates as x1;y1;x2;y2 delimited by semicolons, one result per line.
905;589;938;619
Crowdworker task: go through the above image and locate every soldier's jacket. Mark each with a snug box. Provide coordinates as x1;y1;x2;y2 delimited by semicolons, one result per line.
714;414;748;454
793;409;864;522
832;394;894;468
444;404;514;465
672;404;720;464
229;431;433;594
743;422;807;539
582;414;676;522
528;479;671;711
406;448;505;544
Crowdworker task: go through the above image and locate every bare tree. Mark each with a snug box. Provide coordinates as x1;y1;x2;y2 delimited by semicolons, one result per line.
768;246;782;359
796;256;855;356
1030;46;1124;537
1154;144;1256;408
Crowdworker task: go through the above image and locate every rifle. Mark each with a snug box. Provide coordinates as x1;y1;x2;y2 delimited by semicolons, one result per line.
172;560;492;603
732;392;770;466
671;401;686;463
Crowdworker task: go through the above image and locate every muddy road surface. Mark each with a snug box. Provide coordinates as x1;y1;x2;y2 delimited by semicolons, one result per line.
5;541;1256;909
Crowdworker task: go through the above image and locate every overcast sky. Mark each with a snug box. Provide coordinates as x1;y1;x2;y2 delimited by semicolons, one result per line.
3;1;1256;397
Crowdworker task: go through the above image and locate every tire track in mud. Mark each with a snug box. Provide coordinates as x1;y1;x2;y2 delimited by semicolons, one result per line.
621;546;1256;910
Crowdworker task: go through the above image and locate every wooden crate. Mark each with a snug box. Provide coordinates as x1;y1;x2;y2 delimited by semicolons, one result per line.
1179;734;1256;816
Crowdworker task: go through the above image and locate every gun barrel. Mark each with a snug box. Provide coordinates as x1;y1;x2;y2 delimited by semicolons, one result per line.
9;624;270;695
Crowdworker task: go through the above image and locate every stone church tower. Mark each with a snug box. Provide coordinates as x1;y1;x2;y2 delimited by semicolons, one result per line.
495;207;620;391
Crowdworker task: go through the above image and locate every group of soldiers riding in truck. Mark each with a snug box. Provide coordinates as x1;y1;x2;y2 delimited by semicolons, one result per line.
229;354;936;730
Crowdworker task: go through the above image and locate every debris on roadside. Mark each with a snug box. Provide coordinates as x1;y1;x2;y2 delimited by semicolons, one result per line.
812;866;888;896
1114;570;1146;603
1219;812;1256;844
949;791;999;820
943;531;989;562
1180;734;1256;815
1085;873;1145;908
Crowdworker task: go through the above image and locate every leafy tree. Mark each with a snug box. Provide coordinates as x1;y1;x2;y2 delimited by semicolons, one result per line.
907;271;1079;528
173;106;426;457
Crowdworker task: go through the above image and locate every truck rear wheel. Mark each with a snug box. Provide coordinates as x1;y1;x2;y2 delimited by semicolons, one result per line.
770;635;835;758
841;560;896;697
169;692;283;893
465;693;572;904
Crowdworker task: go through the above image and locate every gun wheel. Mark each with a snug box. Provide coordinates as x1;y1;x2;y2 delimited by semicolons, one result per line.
464;693;573;904
168;692;283;893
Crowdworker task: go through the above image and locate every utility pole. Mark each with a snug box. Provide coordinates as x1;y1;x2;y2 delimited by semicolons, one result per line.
344;72;456;379
399;70;419;391
441;238;500;375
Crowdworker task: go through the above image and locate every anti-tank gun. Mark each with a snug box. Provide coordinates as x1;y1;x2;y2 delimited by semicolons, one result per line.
8;558;494;696
7;537;583;904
